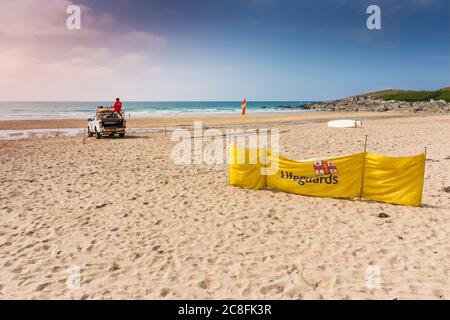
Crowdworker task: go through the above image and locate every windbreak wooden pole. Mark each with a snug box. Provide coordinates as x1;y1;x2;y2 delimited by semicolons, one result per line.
359;135;368;200
264;146;268;189
420;147;427;207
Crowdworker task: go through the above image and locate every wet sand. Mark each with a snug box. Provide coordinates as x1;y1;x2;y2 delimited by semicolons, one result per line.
0;111;410;130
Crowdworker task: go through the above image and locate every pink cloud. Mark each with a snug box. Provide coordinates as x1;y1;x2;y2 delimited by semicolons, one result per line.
0;0;166;100
122;31;167;47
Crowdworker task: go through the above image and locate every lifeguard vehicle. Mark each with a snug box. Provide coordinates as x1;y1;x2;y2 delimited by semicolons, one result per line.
87;107;126;139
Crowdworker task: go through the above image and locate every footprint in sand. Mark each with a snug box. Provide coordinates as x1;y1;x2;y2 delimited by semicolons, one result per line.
432;289;444;299
198;278;212;290
260;284;284;295
36;282;51;291
160;288;170;297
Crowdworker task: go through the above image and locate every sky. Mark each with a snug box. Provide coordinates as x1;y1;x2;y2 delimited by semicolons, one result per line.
0;0;448;101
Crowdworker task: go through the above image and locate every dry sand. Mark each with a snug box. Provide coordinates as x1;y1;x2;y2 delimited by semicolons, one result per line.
1;113;450;299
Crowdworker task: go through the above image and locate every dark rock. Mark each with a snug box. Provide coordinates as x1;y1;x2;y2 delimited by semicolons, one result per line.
305;97;450;113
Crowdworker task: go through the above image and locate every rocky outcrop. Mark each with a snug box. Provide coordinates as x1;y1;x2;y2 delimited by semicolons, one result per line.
304;97;450;113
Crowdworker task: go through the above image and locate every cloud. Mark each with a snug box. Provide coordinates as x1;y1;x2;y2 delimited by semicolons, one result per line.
249;0;276;7
122;31;167;47
0;0;166;100
410;0;439;6
248;0;277;11
147;67;164;75
0;0;72;37
425;55;450;60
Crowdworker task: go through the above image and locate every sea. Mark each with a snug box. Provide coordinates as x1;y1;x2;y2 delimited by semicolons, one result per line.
0;101;317;120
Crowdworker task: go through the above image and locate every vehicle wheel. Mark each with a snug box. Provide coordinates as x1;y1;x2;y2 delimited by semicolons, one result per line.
87;127;93;137
109;133;115;137
95;129;101;139
119;133;125;138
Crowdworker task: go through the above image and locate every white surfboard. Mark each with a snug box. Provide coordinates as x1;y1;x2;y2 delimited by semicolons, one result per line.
327;119;363;128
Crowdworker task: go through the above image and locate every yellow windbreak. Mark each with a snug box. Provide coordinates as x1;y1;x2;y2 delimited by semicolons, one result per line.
228;147;426;207
228;146;266;190
362;153;425;207
266;153;365;199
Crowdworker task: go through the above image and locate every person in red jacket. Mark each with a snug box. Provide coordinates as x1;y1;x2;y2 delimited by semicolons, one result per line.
113;98;122;113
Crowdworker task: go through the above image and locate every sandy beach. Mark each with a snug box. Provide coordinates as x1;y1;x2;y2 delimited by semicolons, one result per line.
1;112;450;299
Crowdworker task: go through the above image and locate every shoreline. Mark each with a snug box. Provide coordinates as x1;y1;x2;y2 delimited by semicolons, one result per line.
0;111;415;130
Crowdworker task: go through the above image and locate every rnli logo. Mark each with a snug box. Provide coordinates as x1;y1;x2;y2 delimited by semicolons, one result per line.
313;161;337;175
